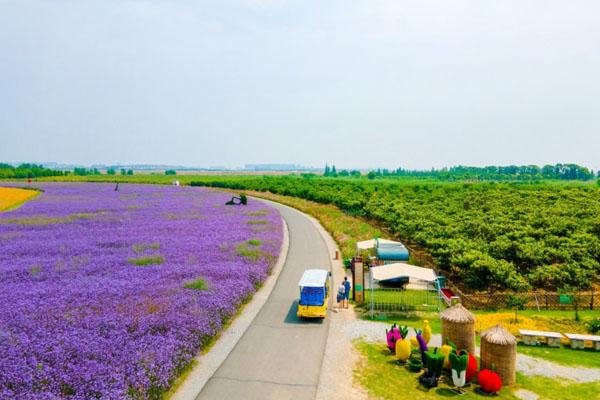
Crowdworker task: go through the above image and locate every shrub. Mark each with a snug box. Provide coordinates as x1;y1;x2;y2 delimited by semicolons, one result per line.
587;318;600;334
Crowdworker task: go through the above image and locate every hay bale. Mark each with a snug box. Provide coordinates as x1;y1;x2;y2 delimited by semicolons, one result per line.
480;325;517;386
440;303;476;353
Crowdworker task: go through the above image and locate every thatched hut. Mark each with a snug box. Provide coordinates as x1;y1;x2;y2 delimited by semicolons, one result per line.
440;303;475;354
480;325;517;385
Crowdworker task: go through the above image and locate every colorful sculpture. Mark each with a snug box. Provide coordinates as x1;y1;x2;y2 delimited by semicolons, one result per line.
449;350;469;392
422;319;432;344
440;339;456;370
478;369;503;394
394;325;411;362
419;348;445;388
415;328;429;367
466;352;478;382
385;324;401;352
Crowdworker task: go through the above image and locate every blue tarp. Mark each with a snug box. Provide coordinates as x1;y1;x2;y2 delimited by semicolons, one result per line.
300;286;325;306
376;242;409;261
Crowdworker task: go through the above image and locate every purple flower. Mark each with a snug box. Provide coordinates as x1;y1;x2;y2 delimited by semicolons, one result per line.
0;183;282;398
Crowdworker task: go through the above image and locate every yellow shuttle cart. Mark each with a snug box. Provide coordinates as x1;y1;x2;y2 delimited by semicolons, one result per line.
297;269;329;318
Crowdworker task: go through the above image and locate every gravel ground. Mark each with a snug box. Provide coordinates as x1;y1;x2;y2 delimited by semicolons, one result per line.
342;319;442;347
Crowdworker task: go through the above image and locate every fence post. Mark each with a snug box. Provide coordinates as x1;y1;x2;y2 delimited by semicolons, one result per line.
591;291;595;311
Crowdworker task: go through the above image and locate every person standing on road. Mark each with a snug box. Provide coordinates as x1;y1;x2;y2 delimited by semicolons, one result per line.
343;276;351;309
336;281;345;311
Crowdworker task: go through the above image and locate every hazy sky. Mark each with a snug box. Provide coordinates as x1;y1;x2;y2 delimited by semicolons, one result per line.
1;1;599;169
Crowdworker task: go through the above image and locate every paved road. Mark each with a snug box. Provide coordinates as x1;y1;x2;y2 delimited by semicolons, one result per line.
196;202;332;400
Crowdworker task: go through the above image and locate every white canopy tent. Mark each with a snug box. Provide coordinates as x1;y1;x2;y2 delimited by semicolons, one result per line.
368;263;440;317
355;238;399;252
370;263;437;283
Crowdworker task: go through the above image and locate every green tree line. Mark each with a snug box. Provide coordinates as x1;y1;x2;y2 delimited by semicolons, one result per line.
0;163;66;179
324;163;595;181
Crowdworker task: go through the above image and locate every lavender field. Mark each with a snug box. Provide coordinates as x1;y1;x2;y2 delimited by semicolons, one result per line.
0;183;283;399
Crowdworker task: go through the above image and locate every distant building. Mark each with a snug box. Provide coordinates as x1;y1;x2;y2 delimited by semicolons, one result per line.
244;164;317;171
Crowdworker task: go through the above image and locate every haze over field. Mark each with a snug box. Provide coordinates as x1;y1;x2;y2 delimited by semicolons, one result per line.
1;1;599;170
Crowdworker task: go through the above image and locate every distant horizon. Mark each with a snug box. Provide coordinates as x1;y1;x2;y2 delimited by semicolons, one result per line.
2;160;597;173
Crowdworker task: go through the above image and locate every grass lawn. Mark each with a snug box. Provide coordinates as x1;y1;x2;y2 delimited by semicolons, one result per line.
354;340;519;399
515;373;600;400
516;344;600;369
361;311;443;334
362;289;441;312
354;340;600;400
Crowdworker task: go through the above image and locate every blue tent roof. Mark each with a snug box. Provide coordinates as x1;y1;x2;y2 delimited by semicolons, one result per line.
376;240;409;261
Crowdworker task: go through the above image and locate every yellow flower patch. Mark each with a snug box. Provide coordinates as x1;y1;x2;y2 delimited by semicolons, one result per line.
475;312;588;337
0;187;39;211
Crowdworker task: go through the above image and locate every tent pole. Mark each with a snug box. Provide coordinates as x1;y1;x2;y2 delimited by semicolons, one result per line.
370;269;374;319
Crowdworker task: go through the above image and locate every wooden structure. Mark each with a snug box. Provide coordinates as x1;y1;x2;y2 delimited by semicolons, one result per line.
518;329;563;347
440;303;475;354
351;257;364;303
481;325;517;386
564;333;600;350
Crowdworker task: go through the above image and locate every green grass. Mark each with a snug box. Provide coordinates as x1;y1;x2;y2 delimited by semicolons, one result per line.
128;255;164;266
246;219;268;225
132;242;161;253
354;340;600;400
362;311;443;334
1;211;104;226
515;373;600;400
247;239;261;246
361;289;442;312
235;242;264;262
354;340;519;399
516;344;600;369
245;210;268;217
184;278;209;291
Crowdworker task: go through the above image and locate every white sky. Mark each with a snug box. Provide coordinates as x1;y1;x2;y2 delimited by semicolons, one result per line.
1;1;599;170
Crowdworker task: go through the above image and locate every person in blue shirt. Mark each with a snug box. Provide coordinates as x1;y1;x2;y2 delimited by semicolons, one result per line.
343;276;351;309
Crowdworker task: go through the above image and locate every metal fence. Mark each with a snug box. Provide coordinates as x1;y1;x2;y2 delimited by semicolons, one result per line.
450;285;599;311
364;288;441;313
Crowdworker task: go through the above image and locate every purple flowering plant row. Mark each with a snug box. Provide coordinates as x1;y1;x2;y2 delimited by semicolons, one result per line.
0;183;282;399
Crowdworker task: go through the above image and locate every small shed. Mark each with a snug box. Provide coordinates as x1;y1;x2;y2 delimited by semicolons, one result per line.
480;325;517;385
356;238;409;263
440;303;476;354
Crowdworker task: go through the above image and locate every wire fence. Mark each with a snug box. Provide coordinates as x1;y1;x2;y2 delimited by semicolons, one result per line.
449;285;599;311
363;288;441;312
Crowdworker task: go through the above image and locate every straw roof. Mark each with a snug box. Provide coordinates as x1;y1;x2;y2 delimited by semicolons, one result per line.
440;303;475;323
481;325;517;345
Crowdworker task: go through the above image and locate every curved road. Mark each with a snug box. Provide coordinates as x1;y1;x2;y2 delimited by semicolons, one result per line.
196;201;332;400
